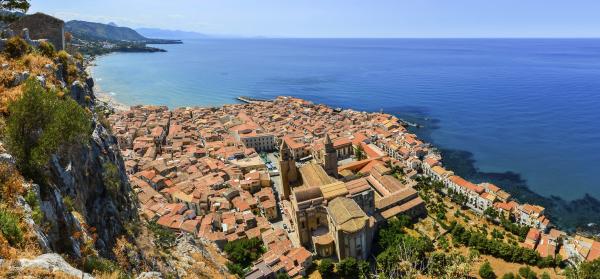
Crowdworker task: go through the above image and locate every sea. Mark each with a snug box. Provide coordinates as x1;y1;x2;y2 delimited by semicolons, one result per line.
91;38;600;208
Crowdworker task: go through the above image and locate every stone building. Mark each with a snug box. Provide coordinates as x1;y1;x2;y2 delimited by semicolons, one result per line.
323;134;338;177
9;13;65;50
279;140;299;200
327;197;374;260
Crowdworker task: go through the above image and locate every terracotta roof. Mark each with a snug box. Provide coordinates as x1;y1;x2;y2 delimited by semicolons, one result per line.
375;187;418;210
320;181;348;201
293;187;323;203
299;163;336;188
380;196;425;219
328;197;368;233
344;178;371;195
449;176;484;194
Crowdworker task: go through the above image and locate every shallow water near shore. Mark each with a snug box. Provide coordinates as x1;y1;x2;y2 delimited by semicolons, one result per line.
92;38;600;212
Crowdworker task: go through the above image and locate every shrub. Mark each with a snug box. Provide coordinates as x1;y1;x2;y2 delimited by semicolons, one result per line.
24;189;44;224
38;41;55;58
479;261;496;279
63;196;74;211
565;258;600;279
57;50;69;65
31;205;44;224
3;36;30;58
337;257;358;278
0;162;23;203
226;262;244;278
224;237;264;268
541;272;551;279
83;255;126;278
0;208;23;245
502;273;517;279
317;258;335;277
450;224;549;268
24;189;38;207
518;266;538;279
66;63;78;84
5;78;92;180
146;221;175;248
74;52;84;62
102;162;121;199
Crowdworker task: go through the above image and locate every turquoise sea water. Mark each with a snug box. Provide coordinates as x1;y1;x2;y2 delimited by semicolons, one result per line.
92;39;600;205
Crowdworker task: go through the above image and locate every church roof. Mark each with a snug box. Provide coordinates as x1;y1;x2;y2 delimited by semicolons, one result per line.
293;187;323;203
299;163;336;188
320;181;348;201
328;197;368;233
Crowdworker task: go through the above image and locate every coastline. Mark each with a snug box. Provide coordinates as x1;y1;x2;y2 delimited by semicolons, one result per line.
87;57;599;235
86;63;129;112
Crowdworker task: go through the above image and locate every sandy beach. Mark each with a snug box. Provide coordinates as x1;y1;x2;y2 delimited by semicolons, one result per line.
86;63;129;112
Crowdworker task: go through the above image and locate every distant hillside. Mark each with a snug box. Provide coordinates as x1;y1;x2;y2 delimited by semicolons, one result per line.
66;20;148;42
136;27;209;39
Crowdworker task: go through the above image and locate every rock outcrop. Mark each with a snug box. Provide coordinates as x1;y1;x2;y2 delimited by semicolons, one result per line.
38;97;138;258
17;254;93;279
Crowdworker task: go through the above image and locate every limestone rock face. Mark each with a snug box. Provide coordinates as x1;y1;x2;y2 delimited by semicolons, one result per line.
36;77;138;258
70;80;95;108
11;71;30;86
17;253;94;279
136;272;163;279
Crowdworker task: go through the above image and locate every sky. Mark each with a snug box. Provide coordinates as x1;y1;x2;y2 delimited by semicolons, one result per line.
29;0;600;38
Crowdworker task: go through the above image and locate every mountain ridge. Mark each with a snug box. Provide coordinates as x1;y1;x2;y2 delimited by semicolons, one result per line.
65;20;182;44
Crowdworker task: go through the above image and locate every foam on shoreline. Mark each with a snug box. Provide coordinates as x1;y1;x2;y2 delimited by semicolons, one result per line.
85;64;129;112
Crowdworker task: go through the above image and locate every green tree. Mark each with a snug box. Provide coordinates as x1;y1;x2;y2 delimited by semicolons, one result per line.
0;0;30;22
102;162;122;199
518;266;537;279
502;273;517;279
354;145;365;160
377;215;413;248
540;272;551;279
318;259;335;277
484;207;499;220
479;261;496;279
338;257;362;278
566;258;600;279
146;221;176;248
275;272;291;279
0;208;23;245
5;79;91;181
224;237;265;269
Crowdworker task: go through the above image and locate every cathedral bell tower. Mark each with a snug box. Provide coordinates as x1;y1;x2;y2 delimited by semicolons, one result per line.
323;134;338;177
279;140;298;200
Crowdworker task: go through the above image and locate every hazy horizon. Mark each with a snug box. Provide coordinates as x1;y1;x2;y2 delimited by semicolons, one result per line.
29;0;600;39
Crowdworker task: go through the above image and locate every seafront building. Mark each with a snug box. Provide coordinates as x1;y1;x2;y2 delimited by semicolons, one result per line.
107;96;589;278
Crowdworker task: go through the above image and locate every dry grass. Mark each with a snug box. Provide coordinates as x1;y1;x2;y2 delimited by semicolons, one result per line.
0;84;23;115
0;53;59;114
474;254;565;279
185;252;235;279
0;162;24;204
95;272;121;279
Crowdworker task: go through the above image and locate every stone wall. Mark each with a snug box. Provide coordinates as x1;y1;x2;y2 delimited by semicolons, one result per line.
9;13;65;50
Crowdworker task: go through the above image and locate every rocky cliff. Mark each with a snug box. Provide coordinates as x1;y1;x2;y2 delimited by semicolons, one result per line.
0;45;138;272
38;77;138;258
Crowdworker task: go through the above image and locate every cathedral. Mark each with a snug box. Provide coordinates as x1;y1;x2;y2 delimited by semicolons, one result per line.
278;135;375;260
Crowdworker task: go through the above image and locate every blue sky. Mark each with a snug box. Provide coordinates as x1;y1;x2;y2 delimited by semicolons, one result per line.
30;0;600;38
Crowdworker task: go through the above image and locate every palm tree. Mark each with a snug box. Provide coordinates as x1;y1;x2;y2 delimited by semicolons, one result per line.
354;145;366;160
